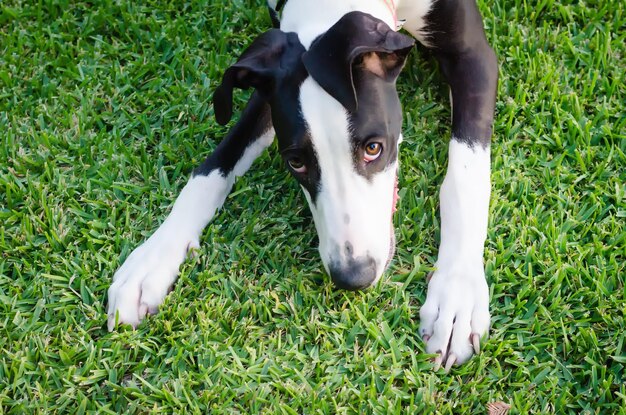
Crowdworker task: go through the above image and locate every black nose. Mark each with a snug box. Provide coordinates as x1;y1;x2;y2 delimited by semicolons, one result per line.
329;257;377;291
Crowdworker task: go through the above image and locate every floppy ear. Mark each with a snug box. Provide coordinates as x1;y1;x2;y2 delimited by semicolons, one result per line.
302;11;415;112
213;29;304;125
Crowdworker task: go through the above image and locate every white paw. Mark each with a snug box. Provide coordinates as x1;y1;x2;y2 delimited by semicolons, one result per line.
107;225;198;331
419;262;490;371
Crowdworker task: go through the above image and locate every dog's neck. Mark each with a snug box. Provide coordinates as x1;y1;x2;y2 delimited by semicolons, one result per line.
380;0;398;27
280;0;397;48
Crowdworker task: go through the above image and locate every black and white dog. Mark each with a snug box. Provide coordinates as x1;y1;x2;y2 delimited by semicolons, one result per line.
107;0;498;371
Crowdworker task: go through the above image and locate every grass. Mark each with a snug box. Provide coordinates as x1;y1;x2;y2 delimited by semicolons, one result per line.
0;0;624;413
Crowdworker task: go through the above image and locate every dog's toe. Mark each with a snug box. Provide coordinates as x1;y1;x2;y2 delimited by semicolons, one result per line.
106;226;198;331
107;274;144;331
420;263;490;368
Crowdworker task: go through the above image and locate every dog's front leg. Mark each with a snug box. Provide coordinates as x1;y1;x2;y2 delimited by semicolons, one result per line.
420;138;493;369
410;0;499;369
107;94;273;331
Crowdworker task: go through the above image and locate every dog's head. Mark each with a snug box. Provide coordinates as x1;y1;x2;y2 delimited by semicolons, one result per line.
214;12;414;290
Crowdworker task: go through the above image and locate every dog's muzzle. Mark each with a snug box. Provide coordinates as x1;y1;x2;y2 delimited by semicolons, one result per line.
329;172;399;291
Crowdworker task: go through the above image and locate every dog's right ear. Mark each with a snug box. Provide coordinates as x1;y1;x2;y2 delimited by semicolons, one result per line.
213;29;305;125
302;12;414;113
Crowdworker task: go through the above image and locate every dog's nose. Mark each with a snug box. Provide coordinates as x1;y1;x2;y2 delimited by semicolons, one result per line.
329;257;377;291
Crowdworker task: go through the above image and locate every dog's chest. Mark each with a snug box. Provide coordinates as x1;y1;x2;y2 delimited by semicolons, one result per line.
279;0;433;48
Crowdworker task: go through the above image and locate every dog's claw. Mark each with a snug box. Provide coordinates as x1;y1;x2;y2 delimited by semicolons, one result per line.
138;303;148;320
107;311;118;332
444;353;457;373
433;354;443;371
471;333;481;354
186;239;201;258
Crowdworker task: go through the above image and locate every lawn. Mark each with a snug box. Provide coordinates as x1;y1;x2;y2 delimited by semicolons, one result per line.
1;0;624;413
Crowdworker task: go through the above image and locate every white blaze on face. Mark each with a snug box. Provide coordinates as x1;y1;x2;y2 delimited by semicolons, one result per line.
298;78;396;284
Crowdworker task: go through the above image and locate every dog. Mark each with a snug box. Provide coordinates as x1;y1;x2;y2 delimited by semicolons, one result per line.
107;0;498;371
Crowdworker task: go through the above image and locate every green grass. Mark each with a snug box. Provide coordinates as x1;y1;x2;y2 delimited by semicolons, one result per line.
1;0;624;413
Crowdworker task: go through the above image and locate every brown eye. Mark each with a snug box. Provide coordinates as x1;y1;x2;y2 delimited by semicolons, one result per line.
364;142;382;162
288;157;307;173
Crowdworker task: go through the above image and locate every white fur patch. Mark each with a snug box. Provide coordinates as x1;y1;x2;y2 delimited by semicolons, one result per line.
107;130;274;330
420;139;491;365
396;0;434;46
281;0;398;47
298;78;396;283
234;130;275;176
281;0;434;47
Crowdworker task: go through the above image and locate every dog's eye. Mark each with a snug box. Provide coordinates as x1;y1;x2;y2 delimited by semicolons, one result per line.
288;157;307;174
364;142;382;162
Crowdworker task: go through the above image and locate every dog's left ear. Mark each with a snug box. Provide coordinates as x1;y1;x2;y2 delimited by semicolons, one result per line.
213;29;305;125
302;11;415;112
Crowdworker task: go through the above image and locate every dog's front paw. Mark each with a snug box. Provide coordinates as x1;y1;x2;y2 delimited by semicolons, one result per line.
419;262;490;371
107;226;198;331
